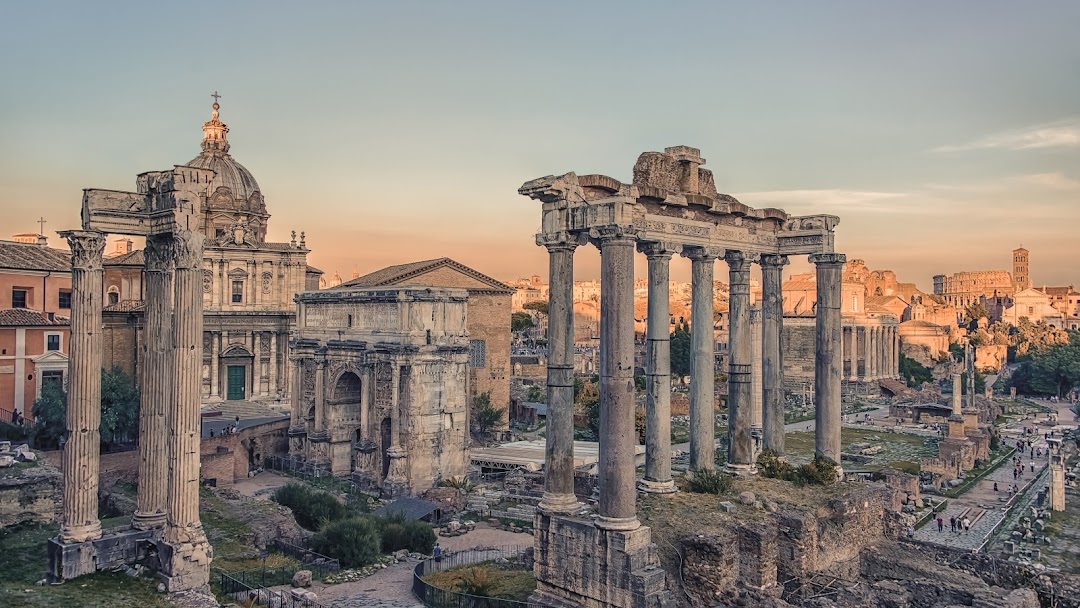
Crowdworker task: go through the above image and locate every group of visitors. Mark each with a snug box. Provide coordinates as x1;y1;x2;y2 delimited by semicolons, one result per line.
935;515;972;534
9;409;25;426
208;416;242;438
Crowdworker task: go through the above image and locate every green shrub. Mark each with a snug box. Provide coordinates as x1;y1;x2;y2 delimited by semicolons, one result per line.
381;522;407;552
438;476;474;492
757;449;796;479
684;469;734;495
311;516;382;568
403;521;436;554
792;455;840;487
887;460;920;476
272;483;347;531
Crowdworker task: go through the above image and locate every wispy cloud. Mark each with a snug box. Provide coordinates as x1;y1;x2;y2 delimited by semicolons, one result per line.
736;189;908;211
932;118;1080;152
926;172;1080;193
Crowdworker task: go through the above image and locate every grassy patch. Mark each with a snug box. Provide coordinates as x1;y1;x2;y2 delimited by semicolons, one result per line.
423;563;536;602
784;427;936;470
0;520;170;608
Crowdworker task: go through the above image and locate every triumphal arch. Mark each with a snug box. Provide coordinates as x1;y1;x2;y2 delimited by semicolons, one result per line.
48;160;215;591
519;146;844;608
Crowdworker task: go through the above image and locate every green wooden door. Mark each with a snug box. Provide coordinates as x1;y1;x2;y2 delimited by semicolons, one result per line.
226;365;246;401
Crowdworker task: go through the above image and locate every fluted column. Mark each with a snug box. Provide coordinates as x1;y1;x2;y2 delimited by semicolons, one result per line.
58;230;105;544
726;251;757;474
595;226;639;531
869;327;878;380
639;242;676;493
682;247;721;472
289;357;304;429
162;228;212;590
760;254;788;454
314;358;327;432
133;235;172;531
538;234;579;513
811;253;845;465
269;332;278;398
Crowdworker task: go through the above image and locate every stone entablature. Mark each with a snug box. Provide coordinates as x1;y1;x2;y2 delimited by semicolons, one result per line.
289;287;469;497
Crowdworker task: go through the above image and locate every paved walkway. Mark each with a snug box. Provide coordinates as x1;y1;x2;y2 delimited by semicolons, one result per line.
913;413;1054;550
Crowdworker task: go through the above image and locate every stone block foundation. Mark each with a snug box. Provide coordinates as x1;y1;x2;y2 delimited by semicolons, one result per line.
47;528;157;582
529;513;673;608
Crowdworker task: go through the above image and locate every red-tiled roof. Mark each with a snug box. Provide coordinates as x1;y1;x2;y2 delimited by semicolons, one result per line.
0;309;69;326
0;240;70;272
103;249;145;266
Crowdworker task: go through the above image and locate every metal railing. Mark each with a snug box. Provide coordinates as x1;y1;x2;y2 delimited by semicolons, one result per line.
412;546;531;608
272;539;341;574
219;569;329;608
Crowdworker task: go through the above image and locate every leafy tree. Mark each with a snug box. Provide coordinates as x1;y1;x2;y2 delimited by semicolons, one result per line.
31;381;67;448
575;380;600;435
311;516;382;568
948;343;965;363
959;371;986;396
471;392;504;436
1028;338;1080;398
510;312;535;333
523;301;548;316
670;321;692;380
899;353;932;388
525;385;544;402
100;367;139;447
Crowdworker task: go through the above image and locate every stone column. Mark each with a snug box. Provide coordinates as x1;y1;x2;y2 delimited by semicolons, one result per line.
538;234;579;513
596;227;639;531
683;246;721;472
749;307;763;459
639;242;676;493
951;373;963;417
726;250;756;474
209;333;219;399
869;327;878;380
760;254;788;454
314;357;327;431
269;332;278;398
161;228;213;591
133;235;171;531
58;230;106;544
810;253;845;465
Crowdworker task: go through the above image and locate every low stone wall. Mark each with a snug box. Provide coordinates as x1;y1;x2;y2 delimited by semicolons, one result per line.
0;462;61;527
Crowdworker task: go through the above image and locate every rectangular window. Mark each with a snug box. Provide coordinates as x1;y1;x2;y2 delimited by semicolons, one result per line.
12;289;27;308
469;339;487;369
232;281;244;303
58;290;72;309
46;334;60;351
41;370;63;387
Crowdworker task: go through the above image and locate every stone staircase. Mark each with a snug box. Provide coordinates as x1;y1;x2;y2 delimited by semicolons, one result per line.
201;400;289;421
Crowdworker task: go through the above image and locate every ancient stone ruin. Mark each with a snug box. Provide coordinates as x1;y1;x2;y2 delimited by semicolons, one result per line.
47;157;215;591
518;146;845;608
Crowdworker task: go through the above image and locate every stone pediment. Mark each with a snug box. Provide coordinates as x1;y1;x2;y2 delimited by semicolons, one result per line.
32;351;69;365
340;258;513;294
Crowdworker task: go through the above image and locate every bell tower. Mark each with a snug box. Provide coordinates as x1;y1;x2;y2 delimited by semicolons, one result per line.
1012;246;1030;292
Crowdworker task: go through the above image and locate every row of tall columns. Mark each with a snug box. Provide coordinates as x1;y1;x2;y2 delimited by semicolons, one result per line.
537;236;846;524
132;235;172;530
841;325;899;381
58;231;106;544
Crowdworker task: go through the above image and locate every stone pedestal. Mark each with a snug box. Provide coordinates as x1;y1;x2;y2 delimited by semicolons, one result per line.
529;514;673;608
48;528;157;582
382;445;410;499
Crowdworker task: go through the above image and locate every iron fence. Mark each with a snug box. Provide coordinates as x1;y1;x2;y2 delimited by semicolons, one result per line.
219;569;329;608
412;545;531;608
272;539;341;574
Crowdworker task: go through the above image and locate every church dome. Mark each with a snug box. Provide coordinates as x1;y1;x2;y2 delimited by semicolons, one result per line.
187;97;270;243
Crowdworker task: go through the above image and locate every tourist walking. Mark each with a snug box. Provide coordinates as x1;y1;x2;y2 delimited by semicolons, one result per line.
937;516;944;532
993;482;998;492
962;517;971;534
949;516;956;533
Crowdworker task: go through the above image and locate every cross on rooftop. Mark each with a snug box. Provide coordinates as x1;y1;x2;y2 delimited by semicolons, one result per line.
37;217;46;236
211;91;221;104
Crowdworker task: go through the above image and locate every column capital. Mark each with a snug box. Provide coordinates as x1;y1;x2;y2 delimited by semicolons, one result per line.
589;225;639;246
759;254;790;268
172;229;206;270
725;249;759;267
536;231;581;252
637;241;679;259
809;252;847;267
680;245;723;262
60;230;106;271
145;234;174;273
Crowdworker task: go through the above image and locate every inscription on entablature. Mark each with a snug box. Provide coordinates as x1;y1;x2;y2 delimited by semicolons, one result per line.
779;235;826;247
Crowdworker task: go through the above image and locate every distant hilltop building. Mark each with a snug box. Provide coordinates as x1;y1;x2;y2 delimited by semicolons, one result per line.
932;246;1031;308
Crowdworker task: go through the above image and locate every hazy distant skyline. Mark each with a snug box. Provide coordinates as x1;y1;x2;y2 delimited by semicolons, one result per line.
2;2;1078;291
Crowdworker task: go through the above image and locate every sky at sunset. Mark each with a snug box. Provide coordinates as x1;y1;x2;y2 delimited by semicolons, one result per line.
1;1;1078;291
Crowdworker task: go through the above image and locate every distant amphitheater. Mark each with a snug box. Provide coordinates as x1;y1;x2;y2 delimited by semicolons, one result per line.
932;247;1028;307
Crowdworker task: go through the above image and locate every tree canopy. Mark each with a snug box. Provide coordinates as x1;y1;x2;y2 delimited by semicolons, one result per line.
31;367;140;449
1008;331;1080;398
670;321;692;380
511;311;535;332
470;391;504;436
522;301;548;316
